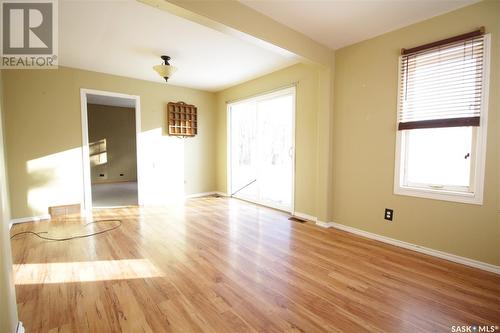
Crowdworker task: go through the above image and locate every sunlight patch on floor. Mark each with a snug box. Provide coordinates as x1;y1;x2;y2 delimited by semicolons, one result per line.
13;259;163;285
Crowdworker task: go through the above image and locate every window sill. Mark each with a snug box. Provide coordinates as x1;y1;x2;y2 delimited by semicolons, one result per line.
394;185;482;205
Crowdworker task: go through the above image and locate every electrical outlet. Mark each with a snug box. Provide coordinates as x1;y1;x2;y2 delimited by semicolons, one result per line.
384;208;394;221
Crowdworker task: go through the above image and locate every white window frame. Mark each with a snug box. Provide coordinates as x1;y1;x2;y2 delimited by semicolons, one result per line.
394;34;490;205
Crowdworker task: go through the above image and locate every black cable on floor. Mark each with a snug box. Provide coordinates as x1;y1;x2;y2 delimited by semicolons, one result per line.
10;219;122;241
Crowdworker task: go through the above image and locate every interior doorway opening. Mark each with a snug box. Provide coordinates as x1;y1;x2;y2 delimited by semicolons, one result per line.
228;86;296;212
80;89;142;211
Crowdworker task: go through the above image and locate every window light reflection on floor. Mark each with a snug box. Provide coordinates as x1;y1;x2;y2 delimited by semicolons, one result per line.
13;259;163;285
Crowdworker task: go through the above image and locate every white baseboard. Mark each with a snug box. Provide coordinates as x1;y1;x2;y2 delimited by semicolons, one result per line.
326;221;500;275
316;220;333;228
10;214;51;227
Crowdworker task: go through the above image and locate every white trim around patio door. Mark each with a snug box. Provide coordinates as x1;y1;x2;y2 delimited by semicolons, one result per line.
226;85;296;214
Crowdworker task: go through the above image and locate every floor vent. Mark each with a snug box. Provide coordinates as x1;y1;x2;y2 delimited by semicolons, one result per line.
289;216;307;223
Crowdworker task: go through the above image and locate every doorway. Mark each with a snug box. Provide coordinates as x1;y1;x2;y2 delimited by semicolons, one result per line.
228;86;295;212
80;89;142;212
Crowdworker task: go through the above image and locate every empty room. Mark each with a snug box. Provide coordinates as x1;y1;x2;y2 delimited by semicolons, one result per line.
0;0;499;332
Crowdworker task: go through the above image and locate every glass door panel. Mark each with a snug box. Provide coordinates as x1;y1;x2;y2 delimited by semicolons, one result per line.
229;88;294;212
230;100;258;201
256;95;293;209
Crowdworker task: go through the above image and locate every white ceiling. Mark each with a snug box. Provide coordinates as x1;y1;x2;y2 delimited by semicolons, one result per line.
240;0;479;50
59;0;299;92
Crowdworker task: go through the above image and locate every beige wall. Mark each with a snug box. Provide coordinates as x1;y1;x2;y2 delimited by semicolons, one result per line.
215;63;326;217
87;104;137;183
2;67;216;218
0;71;19;333
333;0;500;265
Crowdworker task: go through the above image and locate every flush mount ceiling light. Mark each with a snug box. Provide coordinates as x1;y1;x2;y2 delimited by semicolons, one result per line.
153;55;177;82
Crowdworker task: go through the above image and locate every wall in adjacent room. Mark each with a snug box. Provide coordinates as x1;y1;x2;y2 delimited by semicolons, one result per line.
2;67;216;219
333;0;500;265
87;104;137;183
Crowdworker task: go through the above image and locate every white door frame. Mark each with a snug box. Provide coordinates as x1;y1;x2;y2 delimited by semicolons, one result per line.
226;86;296;213
80;88;142;214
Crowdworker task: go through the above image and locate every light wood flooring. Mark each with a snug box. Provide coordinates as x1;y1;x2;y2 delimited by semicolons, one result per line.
9;197;500;332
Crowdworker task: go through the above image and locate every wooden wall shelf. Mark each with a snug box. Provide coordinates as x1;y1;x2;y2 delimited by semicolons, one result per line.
166;101;197;137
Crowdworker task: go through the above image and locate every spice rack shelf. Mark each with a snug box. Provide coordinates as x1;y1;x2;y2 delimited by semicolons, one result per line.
167;101;197;137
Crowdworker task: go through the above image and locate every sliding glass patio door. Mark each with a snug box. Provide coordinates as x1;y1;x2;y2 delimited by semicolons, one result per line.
228;87;295;212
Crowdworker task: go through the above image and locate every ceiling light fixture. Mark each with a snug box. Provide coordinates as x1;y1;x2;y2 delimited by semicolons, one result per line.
153;55;177;82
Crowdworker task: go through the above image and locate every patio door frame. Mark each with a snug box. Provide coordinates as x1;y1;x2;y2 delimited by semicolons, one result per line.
226;85;296;213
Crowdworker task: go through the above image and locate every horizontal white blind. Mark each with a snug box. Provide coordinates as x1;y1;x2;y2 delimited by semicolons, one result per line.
398;35;485;130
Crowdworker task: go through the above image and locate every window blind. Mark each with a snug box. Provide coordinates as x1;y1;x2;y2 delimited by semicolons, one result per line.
398;31;485;131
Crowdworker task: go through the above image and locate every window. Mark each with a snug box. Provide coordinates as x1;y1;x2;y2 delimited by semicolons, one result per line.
394;30;490;204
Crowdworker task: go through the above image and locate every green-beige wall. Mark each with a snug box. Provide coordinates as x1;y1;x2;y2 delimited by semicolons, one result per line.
332;0;500;265
2;0;499;268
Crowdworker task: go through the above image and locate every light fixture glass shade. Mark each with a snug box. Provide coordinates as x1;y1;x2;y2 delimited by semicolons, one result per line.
153;64;177;78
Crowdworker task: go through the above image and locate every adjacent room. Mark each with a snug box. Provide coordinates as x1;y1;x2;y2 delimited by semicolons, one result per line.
0;0;499;332
85;93;140;208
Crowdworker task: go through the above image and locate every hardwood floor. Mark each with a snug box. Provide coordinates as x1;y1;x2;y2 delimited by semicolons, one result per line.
9;197;500;332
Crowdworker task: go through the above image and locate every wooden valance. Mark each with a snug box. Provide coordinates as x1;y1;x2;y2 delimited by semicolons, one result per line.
401;27;485;55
